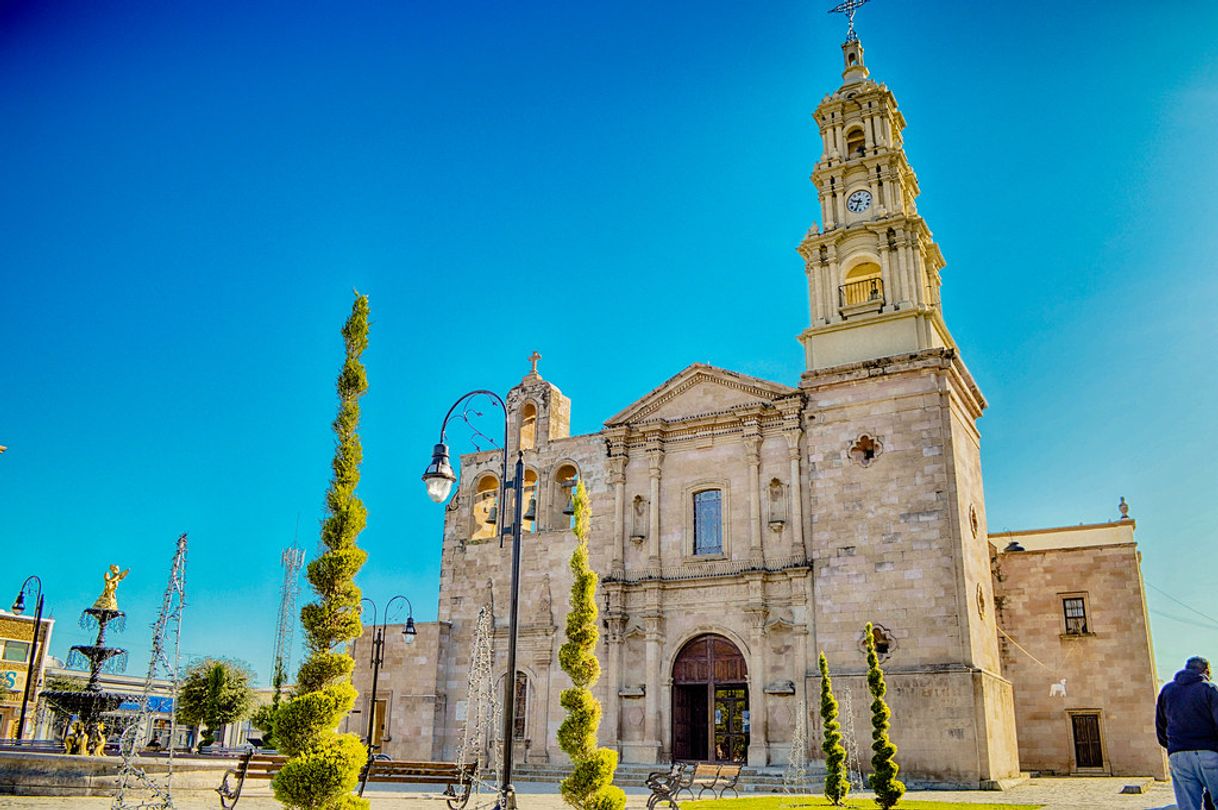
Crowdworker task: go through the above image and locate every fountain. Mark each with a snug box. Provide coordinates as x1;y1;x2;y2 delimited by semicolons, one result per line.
42;565;131;755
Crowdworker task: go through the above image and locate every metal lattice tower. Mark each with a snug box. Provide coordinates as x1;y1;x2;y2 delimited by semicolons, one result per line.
113;533;188;810
272;545;306;697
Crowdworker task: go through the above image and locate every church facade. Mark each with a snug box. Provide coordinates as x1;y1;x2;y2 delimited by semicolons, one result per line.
348;33;1165;785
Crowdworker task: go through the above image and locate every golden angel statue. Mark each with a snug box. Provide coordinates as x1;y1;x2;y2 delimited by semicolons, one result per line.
92;564;130;611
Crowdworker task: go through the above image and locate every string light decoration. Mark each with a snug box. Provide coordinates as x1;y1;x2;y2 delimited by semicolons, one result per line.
113;533;188;810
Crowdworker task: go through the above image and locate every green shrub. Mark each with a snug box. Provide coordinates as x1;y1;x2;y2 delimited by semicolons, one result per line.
272;294;371;810
864;622;905;810
818;652;850;806
557;481;626;810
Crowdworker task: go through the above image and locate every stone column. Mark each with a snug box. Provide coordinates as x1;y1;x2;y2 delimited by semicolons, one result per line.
608;454;627;571
603;603;625;752
747;599;769;767
783;426;807;559
878;245;894;311
643;608;664;762
743;422;763;564
646;437;664;568
793;621;810;764
898;236;915;309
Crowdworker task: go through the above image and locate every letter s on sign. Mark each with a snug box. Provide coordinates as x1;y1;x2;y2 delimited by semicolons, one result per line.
2;671;16;690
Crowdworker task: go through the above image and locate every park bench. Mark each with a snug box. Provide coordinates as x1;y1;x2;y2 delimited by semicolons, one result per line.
645;762;688;809
671;762;742;801
216;751;475;810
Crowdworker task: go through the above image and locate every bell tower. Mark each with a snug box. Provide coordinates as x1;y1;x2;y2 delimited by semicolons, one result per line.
798;10;1022;786
796;30;953;373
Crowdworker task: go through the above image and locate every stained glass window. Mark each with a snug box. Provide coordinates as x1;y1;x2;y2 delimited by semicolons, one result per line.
694;490;723;555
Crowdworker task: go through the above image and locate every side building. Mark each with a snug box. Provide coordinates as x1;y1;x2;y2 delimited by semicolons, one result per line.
994;520;1167;779
0;609;54;740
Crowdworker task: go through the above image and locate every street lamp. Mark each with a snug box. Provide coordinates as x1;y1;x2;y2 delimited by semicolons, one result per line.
10;575;44;743
359;595;416;757
422;390;524;809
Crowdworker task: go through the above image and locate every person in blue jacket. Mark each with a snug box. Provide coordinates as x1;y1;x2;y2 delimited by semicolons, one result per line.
1157;656;1218;810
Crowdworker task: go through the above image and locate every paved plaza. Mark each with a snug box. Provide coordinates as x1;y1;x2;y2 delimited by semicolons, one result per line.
0;778;1186;810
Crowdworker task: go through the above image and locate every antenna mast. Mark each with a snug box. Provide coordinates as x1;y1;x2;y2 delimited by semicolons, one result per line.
272;543;306;700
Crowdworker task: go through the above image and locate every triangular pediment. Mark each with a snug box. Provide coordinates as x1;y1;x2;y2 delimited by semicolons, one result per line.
605;364;797;427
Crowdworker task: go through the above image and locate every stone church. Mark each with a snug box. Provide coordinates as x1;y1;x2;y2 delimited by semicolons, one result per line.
348;32;1166;786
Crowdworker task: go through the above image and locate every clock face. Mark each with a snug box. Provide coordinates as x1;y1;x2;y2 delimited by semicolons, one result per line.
847;189;873;213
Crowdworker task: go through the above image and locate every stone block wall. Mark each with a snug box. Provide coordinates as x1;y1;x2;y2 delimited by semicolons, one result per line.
997;542;1166;778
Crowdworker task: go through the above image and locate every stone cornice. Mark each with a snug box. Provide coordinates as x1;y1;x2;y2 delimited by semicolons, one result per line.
799;346;987;417
604;363;797;428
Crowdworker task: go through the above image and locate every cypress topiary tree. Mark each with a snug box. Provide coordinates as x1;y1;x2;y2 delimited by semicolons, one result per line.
818;652;850;806
863;622;905;810
272;293;371;810
557;480;626;810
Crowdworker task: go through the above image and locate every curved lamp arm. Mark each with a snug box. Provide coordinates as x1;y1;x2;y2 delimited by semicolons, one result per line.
11;575;42;615
385;595;417;645
360;597;378;628
422;391;511;537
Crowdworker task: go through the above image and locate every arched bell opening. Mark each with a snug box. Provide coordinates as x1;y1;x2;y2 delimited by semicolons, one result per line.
671;634;748;763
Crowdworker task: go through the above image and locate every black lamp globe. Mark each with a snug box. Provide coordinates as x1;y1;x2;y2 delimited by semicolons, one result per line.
422;443;456;503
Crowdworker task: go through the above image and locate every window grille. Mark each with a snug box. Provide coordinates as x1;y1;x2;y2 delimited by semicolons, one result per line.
694;490;723;555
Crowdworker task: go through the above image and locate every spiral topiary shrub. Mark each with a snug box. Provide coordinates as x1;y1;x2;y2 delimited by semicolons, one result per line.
818;652;850;806
557;480;626;810
272;294;371;810
864;622;905;810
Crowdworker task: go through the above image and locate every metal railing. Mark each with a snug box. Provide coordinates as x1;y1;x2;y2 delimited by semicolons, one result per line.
839;277;884;308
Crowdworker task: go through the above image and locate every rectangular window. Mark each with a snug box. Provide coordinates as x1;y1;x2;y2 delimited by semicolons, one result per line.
693;490;723;556
1062;596;1088;635
1;641;29;662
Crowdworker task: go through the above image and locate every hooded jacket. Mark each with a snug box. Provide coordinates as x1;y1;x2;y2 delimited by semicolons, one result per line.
1156;669;1218;754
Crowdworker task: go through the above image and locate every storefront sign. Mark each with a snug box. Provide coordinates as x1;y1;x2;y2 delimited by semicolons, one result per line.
1;669;26;693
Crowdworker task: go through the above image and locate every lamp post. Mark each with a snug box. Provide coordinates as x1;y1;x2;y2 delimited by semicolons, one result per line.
422;390;524;809
359;595;416;753
10;575;44;743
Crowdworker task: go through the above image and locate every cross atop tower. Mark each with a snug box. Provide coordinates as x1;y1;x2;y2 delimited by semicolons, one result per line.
527;350;542;378
828;0;871;43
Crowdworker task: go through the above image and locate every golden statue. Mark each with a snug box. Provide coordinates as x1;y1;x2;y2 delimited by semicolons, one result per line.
64;721;81;755
91;722;107;756
92;564;130;611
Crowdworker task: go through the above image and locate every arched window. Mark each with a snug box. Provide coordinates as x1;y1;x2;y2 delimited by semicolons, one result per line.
513;671;528;739
552;464;579;529
519;402;537;451
841;261;883;307
693;489;723;556
471;475;500;541
845;127;866;157
522;468;539;533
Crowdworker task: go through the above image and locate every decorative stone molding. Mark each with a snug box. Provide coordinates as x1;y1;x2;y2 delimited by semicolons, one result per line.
764;681;797;696
859;623;896;662
848;433;883;467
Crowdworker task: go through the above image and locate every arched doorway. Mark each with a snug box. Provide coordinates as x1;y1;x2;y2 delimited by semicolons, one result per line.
671;634;748;762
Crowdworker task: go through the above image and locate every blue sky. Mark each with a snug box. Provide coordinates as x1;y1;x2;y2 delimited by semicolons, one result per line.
1;1;1215;686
